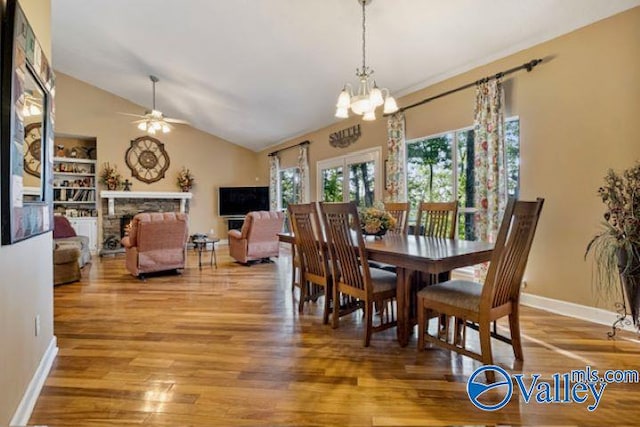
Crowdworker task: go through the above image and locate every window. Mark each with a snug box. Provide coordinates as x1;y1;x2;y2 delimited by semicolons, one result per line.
406;118;520;239
278;167;300;211
317;148;381;207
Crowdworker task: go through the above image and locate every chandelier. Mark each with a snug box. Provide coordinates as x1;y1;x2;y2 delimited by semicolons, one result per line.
335;0;398;121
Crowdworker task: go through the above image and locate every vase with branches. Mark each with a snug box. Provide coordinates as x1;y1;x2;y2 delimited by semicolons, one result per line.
586;162;640;336
100;162;122;191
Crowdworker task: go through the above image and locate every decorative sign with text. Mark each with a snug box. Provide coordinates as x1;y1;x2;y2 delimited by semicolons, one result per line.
329;124;361;148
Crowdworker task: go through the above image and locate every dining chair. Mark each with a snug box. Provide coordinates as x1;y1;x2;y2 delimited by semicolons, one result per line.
414;201;459;239
416;198;544;382
288;203;332;323
414;201;459;285
383;202;410;235
319;201;398;346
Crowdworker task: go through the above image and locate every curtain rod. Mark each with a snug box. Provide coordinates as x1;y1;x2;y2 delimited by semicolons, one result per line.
268;140;310;157
387;58;543;116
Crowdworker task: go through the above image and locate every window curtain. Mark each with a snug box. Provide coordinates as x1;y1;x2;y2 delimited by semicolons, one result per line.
385;112;407;202
269;154;280;211
473;79;507;279
297;144;310;203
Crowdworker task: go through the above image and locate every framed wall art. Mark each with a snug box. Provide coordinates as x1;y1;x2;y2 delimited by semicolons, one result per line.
0;0;55;245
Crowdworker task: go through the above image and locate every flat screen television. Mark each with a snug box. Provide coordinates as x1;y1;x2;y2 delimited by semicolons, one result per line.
218;186;270;216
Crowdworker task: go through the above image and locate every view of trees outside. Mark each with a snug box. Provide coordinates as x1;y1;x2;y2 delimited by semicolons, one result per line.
406;118;520;240
279;168;300;210
349;161;375;207
505;119;520;198
406;134;453;218
321;167;343;202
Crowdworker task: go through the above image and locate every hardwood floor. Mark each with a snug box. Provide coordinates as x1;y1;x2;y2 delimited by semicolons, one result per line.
29;245;640;426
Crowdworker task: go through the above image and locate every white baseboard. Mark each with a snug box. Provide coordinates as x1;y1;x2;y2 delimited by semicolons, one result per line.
520;293;636;332
10;336;58;427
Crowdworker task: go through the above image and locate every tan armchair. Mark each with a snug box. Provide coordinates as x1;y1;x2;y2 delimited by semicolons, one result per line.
121;212;189;277
228;211;285;264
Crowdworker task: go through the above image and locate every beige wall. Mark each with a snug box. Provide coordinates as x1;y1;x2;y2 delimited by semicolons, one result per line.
55;73;261;239
259;7;640;309
0;0;54;424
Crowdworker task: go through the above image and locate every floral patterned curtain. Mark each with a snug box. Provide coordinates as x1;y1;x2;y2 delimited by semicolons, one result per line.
269;154;280;211
297;144;310;203
385;112;407;202
474;79;507;279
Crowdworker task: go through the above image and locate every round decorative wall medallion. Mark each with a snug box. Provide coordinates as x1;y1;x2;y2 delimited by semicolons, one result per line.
24;122;42;178
125;136;170;184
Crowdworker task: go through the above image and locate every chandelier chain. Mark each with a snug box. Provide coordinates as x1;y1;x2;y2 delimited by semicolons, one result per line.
361;0;366;74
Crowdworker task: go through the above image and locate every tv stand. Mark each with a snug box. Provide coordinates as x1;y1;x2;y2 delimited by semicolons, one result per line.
226;217;245;231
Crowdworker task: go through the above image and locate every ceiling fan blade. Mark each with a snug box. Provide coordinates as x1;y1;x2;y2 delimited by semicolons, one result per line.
165;118;190;125
117;112;146;118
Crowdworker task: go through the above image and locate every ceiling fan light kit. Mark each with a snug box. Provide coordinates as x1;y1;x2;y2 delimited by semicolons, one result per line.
335;0;398;121
126;75;190;135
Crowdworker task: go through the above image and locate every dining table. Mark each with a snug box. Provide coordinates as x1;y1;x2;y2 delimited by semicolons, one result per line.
278;232;494;347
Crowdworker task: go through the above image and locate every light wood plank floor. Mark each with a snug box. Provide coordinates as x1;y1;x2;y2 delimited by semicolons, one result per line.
29;245;640;426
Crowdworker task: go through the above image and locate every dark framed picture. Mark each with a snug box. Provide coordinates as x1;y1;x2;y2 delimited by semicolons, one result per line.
0;0;55;245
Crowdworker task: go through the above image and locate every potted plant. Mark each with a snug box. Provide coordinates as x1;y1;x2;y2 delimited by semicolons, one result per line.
586;162;640;333
100;162;122;191
359;205;397;238
177;167;195;192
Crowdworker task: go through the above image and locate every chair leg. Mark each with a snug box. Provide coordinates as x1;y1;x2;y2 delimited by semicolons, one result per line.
332;288;340;329
509;306;524;360
322;284;331;325
364;300;374;347
298;280;306;314
417;297;426;351
479;320;495;382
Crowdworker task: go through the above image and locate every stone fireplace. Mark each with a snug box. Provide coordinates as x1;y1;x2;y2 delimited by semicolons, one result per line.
100;191;192;254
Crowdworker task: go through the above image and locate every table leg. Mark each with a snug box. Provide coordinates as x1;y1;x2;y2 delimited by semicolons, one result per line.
197;244;203;270
396;267;412;347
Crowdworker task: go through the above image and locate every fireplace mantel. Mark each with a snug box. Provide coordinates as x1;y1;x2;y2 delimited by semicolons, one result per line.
100;190;192;215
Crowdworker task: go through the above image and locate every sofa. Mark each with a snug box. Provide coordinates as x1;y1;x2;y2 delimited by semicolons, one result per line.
53;240;81;285
228;211;285;264
53;215;91;267
121;212;189;277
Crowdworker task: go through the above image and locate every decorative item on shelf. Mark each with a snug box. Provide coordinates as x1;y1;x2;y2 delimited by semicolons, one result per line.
359;204;396;238
125;136;170;183
334;0;399;121
585;161;640;338
329;124;361;148
56;145;65;157
123;179;132;191
100;162;122;191
177;167;194;192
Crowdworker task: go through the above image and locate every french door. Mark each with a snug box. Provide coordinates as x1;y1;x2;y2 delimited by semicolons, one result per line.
316;147;382;207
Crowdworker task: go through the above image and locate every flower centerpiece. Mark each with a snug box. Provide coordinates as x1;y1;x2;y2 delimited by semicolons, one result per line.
586;162;640;334
177;167;195;192
100;162;122;190
359;205;397;237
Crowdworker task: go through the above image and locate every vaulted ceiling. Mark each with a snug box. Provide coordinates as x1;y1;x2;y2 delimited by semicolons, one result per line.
52;0;640;151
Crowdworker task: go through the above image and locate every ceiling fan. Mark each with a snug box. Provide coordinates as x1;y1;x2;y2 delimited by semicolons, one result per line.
120;75;189;134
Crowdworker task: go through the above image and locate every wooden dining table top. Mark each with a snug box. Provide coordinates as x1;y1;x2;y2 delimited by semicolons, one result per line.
278;232;494;274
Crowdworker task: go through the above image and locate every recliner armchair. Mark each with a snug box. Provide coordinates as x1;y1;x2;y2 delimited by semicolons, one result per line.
121;212;189;277
228;211;285;264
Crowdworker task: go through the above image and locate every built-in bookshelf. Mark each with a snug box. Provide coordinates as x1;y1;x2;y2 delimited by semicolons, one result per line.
53;157;98;217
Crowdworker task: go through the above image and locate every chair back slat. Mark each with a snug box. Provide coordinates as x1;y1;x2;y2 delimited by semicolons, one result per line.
320;202;369;293
288;203;328;279
482;198;545;309
384;202;409;235
415;201;459;239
